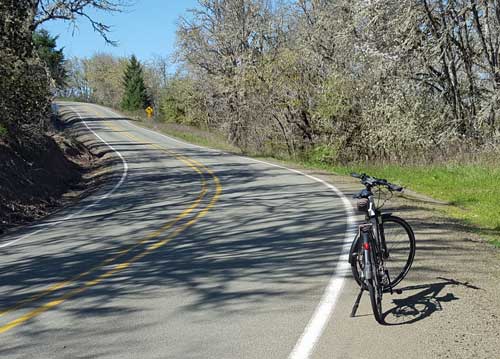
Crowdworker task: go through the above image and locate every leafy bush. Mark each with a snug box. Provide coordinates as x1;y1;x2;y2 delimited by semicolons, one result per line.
307;145;339;165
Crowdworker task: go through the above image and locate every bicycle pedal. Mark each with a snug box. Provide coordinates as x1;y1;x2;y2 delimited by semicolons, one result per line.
393;289;403;295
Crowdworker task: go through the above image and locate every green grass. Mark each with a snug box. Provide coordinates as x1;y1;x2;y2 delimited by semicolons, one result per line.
322;163;500;247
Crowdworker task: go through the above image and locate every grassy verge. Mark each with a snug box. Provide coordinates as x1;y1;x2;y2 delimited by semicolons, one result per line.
120;112;500;248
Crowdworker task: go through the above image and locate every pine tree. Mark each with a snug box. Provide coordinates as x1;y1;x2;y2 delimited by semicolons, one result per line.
121;55;149;111
33;29;67;89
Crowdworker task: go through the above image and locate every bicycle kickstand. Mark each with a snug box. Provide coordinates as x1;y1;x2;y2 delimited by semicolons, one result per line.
350;287;364;317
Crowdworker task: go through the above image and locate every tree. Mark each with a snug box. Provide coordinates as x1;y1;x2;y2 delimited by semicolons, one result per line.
172;0;500;162
143;55;171;109
1;0;129;144
60;57;92;100
83;53;127;107
32;29;66;88
121;55;149;111
177;0;283;149
0;0;51;142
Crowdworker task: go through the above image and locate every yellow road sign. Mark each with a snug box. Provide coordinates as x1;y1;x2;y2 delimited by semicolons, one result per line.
145;106;154;118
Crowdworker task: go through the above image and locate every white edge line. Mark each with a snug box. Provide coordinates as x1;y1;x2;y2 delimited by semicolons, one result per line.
0;104;129;249
98;104;357;359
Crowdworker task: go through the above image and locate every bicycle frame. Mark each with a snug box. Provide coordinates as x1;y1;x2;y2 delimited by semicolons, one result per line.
359;192;391;283
367;192;390;258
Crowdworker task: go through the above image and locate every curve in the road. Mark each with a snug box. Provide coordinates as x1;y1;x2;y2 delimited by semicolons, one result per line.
1;104;356;359
0;106;221;334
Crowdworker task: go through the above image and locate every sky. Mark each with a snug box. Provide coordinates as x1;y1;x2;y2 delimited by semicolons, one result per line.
42;0;200;65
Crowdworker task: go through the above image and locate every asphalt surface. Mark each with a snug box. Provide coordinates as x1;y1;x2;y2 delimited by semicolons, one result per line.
0;103;353;358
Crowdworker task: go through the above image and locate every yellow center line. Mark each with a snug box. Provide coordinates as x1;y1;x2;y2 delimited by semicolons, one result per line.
0;118;215;326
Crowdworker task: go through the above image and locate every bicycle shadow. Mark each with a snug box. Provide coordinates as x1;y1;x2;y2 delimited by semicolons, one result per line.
382;277;481;325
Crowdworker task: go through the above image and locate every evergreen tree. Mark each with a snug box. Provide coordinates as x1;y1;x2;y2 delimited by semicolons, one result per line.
32;29;66;89
121;55;149;111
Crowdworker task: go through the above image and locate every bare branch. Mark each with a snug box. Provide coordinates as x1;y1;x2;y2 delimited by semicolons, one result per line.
32;0;133;44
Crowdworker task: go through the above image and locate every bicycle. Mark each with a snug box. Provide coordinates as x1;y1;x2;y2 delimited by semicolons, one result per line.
348;173;416;324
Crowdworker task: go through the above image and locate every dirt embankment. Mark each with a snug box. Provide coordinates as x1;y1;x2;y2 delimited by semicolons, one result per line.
0;112;101;234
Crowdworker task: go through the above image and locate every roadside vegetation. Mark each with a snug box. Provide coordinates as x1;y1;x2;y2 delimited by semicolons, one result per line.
65;1;500;163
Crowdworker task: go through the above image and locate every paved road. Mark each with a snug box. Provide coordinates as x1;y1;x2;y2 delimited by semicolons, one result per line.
0;103;353;358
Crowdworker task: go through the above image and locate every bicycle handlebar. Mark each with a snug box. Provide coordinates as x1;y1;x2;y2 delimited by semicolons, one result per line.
350;172;403;192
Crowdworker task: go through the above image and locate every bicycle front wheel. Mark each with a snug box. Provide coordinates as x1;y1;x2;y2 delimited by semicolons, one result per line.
380;215;416;289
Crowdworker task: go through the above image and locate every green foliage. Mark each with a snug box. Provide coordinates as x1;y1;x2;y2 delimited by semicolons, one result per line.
32;29;66;88
172;0;500;162
307;145;339;165
158;76;200;125
159;79;187;122
121;55;149;111
314;75;354;125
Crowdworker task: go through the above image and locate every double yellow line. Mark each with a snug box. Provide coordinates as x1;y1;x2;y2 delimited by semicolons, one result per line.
0;118;222;334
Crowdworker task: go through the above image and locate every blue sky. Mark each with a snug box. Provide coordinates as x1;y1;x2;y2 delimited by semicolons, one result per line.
42;0;199;63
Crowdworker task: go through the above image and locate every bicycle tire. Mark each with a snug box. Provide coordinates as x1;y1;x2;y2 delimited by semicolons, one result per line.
349;233;365;288
367;274;384;324
380;215;415;288
350;215;415;290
